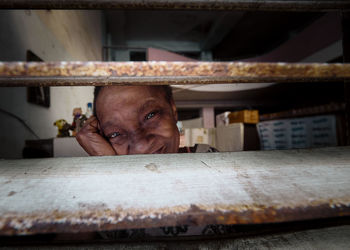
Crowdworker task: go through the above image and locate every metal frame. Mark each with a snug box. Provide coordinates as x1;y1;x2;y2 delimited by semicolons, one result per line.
0;62;350;86
0;0;349;11
0;0;350;244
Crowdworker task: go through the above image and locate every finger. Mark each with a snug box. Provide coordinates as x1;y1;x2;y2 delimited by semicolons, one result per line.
77;130;116;156
85;116;97;126
81;116;98;132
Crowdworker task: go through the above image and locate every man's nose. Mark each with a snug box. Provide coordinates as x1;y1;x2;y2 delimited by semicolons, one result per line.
129;130;155;154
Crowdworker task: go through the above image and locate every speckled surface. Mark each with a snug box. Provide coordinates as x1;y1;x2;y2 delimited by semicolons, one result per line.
0;62;350;86
0;147;349;235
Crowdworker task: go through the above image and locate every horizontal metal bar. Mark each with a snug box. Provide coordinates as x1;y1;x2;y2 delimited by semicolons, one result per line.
0;147;349;235
0;0;349;11
0;62;350;86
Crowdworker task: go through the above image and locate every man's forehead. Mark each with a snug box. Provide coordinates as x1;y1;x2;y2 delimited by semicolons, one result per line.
96;86;168;127
97;86;165;107
100;85;165;97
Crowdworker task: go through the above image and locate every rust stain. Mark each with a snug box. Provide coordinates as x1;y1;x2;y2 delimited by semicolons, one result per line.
144;163;161;173
0;62;349;86
7;191;16;197
0;200;349;236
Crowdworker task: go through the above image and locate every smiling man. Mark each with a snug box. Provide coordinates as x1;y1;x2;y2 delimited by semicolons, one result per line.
77;85;180;156
76;85;222;238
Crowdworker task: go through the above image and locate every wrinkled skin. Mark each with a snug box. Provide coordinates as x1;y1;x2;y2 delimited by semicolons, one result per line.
77;86;180;156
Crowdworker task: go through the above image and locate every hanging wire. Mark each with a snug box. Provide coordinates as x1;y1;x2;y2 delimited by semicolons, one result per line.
0;108;40;139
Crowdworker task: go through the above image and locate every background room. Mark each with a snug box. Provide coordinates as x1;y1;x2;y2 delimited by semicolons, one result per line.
0;10;346;158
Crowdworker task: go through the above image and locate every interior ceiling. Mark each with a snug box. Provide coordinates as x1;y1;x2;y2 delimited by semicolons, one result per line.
174;82;345;112
105;10;321;60
104;11;339;110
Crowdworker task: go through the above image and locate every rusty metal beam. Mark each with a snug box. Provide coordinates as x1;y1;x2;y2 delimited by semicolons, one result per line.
0;0;349;11
0;62;350;86
0;147;350;235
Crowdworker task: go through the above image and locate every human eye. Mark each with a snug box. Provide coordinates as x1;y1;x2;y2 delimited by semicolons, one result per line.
145;110;159;121
108;131;121;139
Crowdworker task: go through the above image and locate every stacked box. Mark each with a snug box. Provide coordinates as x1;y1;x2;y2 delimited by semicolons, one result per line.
216;111;231;126
257;115;337;150
228;110;259;124
184;128;216;148
216;123;260;152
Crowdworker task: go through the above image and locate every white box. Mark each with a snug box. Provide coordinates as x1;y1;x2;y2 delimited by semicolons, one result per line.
184;128;216;148
215;123;244;152
257;115;337;150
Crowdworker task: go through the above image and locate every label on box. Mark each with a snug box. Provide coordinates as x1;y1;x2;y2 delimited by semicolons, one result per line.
257;115;337;150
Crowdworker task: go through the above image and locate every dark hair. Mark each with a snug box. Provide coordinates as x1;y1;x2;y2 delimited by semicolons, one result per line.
93;86;173;116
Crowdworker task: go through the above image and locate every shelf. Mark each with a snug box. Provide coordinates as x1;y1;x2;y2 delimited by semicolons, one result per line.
0;146;349;235
1;62;350;86
0;0;349;11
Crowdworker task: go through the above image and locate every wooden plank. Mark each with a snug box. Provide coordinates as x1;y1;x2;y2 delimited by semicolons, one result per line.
0;147;349;235
1;62;350;86
0;0;349;11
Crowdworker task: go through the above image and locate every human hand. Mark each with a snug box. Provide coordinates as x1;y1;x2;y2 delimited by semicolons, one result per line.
76;116;116;156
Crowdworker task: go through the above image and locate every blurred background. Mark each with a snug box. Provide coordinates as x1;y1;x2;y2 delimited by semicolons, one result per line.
0;10;346;158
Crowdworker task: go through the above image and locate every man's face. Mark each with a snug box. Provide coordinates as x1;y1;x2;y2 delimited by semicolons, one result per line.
96;86;180;155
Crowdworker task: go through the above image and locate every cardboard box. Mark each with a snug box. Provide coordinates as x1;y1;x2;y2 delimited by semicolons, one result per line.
229;110;259;124
184;128;216;148
216;123;260;152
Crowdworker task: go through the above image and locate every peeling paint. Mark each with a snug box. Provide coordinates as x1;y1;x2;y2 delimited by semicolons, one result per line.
145;163;161;173
0;201;349;235
7;191;16;197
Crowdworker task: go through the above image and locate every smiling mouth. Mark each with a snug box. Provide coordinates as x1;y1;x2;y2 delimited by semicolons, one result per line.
152;146;165;154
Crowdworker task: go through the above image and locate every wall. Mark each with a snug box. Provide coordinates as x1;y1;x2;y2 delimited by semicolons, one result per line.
0;10;104;158
36;10;103;61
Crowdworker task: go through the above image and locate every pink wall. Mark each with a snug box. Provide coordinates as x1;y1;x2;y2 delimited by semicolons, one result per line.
147;47;197;61
244;12;342;62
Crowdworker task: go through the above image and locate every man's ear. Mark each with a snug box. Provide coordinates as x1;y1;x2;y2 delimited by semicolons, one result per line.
169;98;178;122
